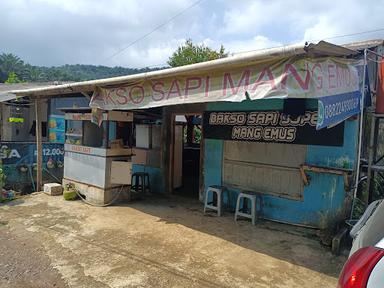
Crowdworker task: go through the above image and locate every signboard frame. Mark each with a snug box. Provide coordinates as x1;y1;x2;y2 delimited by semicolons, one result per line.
203;110;345;146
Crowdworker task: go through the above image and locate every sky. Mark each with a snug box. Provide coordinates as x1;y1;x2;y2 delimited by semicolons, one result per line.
1;0;384;68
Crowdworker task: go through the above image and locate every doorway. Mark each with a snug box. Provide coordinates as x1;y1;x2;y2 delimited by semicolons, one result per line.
172;114;202;198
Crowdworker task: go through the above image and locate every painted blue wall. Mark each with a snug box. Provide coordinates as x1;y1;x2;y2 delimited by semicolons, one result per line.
132;164;164;194
109;122;116;140
204;99;358;228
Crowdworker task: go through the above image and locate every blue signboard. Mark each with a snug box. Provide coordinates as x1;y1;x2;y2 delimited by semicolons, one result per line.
0;142;64;189
316;90;361;130
0;142;64;166
48;115;66;143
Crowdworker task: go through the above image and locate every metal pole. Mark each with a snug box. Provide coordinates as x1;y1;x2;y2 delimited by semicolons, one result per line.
365;115;377;205
35;98;43;191
365;49;384;204
351;49;367;216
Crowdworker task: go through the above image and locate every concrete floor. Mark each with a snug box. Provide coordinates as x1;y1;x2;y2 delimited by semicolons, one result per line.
0;193;346;288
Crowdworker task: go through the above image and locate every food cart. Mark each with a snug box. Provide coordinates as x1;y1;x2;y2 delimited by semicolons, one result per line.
62;108;133;204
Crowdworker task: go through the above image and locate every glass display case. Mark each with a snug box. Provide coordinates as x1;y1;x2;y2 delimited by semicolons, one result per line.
65;120;83;145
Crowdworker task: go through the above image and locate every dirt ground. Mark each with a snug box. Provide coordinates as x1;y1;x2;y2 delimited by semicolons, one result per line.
0;193;347;288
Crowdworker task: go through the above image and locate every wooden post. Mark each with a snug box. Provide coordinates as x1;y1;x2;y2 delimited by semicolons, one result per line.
169;113;176;193
35;98;43;191
161;107;172;195
199;114;205;201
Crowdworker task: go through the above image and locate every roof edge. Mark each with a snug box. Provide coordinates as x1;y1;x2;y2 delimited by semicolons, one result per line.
0;40;363;99
1;43;307;98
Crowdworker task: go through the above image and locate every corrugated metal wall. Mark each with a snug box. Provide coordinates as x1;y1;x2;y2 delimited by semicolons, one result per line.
223;142;306;200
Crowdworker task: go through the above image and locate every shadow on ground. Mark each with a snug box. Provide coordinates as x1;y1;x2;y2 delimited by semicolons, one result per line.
117;193;346;278
0;192;345;287
0;198;25;207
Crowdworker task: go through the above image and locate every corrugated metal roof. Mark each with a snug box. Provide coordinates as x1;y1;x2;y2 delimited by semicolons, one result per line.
0;82;60;92
0;82;73;101
304;40;358;57
343;39;384;51
0;40;371;102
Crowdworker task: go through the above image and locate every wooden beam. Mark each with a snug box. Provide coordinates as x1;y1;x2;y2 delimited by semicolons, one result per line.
160;104;206;196
169;113;175;194
299;166;309;186
301;164;353;191
301;164;351;175
199;114;205;201
161;107;172;195
35;98;43;191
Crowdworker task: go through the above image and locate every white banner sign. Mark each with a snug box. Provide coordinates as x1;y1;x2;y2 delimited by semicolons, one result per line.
90;57;360;110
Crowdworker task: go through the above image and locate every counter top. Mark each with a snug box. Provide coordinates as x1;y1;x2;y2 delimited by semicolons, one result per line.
64;144;133;157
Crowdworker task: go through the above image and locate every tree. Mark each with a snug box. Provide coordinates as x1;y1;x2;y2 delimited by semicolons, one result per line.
5;72;24;83
0;53;26;82
25;65;45;82
0;70;7;83
168;39;227;67
0;51;164;83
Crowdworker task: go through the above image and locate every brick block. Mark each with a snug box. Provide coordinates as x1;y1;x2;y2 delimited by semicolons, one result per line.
44;183;63;196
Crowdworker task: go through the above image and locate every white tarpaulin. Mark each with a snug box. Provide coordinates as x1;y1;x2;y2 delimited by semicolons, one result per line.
90;57;360;110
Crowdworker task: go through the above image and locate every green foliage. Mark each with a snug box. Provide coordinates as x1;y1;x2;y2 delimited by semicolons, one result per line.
24;64;45;82
360;174;384;203
193;126;201;143
63;183;79;200
0;163;6;190
0;52;164;83
0;169;5;188
352;175;384;220
63;190;78;201
39;64;160;82
182;124;202;145
5;71;24;83
351;197;366;220
0;41;226;83
0;53;26;82
168;39;227;67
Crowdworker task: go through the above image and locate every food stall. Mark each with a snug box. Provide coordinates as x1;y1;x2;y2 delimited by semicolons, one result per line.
62;108;133;204
0;98;66;193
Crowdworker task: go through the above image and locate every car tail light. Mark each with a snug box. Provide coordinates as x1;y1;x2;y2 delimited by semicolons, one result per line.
338;246;384;288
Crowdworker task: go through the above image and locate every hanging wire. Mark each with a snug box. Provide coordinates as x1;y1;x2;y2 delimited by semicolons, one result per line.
106;0;205;60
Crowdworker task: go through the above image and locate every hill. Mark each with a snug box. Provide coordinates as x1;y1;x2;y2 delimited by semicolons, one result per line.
0;53;164;83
